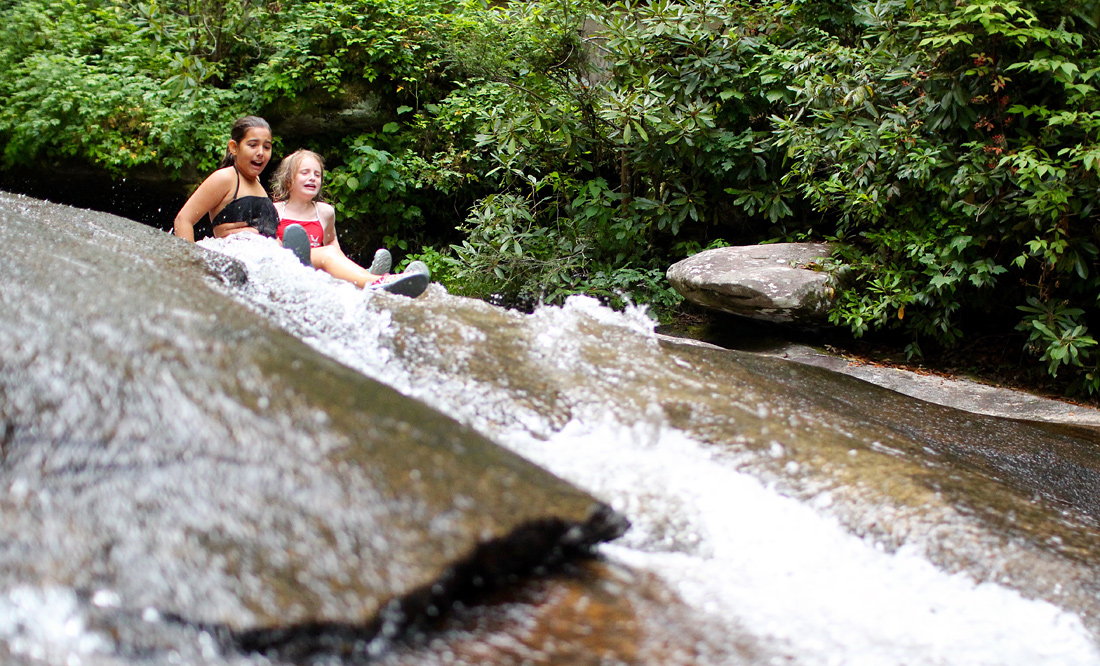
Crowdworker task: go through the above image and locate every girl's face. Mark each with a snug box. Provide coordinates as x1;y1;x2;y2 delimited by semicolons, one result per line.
291;156;323;201
230;127;273;179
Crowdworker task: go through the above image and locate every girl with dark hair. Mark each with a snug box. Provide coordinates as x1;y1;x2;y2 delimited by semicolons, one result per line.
173;116;278;242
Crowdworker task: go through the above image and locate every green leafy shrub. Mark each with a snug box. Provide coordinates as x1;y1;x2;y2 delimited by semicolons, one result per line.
448;191;589;307
326;137;424;257
764;0;1100;393
415;0;800;319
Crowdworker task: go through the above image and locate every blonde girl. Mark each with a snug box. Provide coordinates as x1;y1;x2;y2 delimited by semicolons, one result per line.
273;149;429;295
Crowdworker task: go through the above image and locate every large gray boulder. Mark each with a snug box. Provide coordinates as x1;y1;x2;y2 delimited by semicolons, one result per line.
667;243;835;322
0;192;627;655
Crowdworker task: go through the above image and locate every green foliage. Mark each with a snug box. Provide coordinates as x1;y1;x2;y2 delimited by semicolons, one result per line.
7;0;1100;390
0;0;450;174
435;0;790;237
585;265;684;316
0;0;269;172
764;0;1100;392
326;136;424;256
127;0;281;98
250;0;441;99
414;0;802;319
824;221;1008;345
444;178;682;319
402;245;456;287
449;191;589;307
1017;296;1098;384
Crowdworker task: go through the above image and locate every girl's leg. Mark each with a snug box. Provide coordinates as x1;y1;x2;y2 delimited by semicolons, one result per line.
310;246;384;287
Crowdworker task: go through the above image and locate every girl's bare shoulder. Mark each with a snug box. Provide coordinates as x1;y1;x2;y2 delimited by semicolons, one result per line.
317;201;337;221
185;166;236;211
206;165;236;185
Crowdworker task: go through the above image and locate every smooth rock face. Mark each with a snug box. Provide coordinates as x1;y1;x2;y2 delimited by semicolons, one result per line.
666;243;834;322
0;192;627;649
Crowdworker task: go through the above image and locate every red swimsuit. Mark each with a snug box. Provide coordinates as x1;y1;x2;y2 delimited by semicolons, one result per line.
277;218;324;248
276;202;324;248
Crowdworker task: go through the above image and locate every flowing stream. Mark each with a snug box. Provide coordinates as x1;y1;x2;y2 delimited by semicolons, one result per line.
4;217;1100;665
207;235;1098;665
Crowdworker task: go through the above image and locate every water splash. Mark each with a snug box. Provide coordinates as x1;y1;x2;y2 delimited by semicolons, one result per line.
519;417;1098;666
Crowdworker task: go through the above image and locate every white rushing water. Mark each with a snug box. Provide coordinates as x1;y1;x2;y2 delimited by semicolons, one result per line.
4;233;1091;666
190;235;1100;666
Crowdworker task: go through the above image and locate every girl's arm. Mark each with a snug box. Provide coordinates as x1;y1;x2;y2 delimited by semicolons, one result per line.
318;202;341;250
173;168;234;242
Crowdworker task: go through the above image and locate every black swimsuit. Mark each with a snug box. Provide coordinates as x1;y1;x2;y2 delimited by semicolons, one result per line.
211;168;279;238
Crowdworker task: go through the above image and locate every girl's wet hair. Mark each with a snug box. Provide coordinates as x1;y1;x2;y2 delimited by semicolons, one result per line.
218;116;272;169
272;149;325;202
